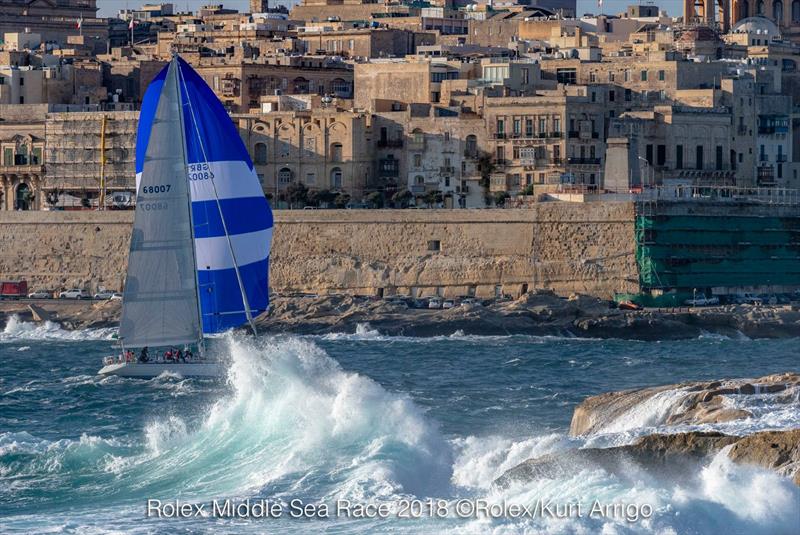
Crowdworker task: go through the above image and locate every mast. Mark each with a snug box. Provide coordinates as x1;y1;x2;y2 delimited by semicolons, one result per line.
176;59;259;337
172;56;207;353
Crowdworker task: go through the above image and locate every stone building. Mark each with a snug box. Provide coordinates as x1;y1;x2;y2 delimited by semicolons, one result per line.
0;104;46;210
372;103;488;208
296;27;434;59
192;57;354;113
482;88;608;193
234;109;372;203
0;0;107;50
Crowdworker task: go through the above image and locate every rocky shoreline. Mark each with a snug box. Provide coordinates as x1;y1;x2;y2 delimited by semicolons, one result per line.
2;290;799;340
496;373;800;488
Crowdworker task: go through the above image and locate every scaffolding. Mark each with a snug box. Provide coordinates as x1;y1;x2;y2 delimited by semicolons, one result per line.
632;186;800;299
44;111;137;207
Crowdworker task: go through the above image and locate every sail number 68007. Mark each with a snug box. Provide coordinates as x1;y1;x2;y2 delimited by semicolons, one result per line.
142;184;171;194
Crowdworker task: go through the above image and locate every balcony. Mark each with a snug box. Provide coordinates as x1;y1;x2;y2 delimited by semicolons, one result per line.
737;125;748;135
591;132;599;139
411;185;426;194
567;157;601;165
407;140;425;151
550;132;562;138
0;163;45;175
776;154;788;163
440;166;455;175
757;165;775;185
759;154;769;162
494;132;507;140
568;131;579;139
377;138;403;148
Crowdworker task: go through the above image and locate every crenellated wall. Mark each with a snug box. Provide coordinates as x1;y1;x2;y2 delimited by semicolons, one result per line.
0;203;639;298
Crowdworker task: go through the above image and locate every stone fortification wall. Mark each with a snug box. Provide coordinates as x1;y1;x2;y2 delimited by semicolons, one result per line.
0;203;638;298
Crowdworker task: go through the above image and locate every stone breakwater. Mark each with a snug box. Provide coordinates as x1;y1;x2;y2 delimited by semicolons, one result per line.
0;204;638;299
496;373;800;488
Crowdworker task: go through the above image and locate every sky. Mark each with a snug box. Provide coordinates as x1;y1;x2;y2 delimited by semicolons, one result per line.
96;0;683;19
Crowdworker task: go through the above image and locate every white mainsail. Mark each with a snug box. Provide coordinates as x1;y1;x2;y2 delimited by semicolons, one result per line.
118;60;202;348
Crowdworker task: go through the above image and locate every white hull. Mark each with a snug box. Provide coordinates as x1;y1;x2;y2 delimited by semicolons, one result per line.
97;362;223;378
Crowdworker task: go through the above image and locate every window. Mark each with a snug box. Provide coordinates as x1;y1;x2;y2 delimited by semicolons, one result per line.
253;142;267;164
330;142;343;161
413;129;424;144
427;240;441;252
589;72;596;83
525;118;533;137
695;146;704;170
645;144;653;165
774;0;783;20
794;0;800;22
609;90;615;102
624;88;632;101
641;70;647;82
676;145;683;169
330;167;343;189
538;117;546;133
624;70;630;82
553;117;560;133
658;70;665;81
496;146;505;163
657;145;666;166
496;119;505;136
465;135;477;156
513;119;521;135
278;167;292;184
715;145;723;171
608;72;615;82
413;154;422;167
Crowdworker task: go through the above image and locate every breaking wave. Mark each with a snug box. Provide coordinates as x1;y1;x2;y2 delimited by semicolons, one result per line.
0;315;116;342
2;334;798;534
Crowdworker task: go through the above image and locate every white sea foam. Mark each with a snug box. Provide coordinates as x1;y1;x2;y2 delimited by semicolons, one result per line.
0;315;116;342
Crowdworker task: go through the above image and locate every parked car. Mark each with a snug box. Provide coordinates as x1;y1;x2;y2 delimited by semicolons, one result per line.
460;297;482;307
427;297;443;309
93;288;115;300
734;293;763;305
109;292;123;301
59;289;90;300
385;295;409;307
27;290;52;299
684;296;720;307
442;300;455;309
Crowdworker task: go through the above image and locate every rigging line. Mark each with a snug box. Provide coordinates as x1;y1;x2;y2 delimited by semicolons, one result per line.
176;59;259;337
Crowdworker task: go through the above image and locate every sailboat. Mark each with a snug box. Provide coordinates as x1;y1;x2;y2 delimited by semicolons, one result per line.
98;56;273;378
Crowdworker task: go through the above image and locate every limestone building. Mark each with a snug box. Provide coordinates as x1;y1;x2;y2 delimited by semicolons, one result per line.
235;108;373;204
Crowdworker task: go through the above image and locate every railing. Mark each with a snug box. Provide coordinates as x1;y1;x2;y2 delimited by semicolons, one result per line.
439;166;455;174
567;157;601;165
568;131;579;138
0;164;45;175
377;139;403;148
776;154;788;163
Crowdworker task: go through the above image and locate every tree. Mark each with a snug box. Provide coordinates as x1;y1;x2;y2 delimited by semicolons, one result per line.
391;189;413;208
423;189;442;208
333;192;351;209
521;184;534;196
493;191;510;207
365;191;383;208
286;181;309;209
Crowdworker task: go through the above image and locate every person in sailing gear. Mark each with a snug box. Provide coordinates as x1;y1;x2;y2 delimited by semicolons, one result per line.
185;348;194;361
176;348;184;362
139;347;149;363
165;349;173;361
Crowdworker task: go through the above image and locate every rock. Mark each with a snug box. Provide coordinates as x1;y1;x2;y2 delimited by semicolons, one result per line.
727;429;800;485
570;373;800;436
495;431;740;489
27;304;51;322
495;430;800;489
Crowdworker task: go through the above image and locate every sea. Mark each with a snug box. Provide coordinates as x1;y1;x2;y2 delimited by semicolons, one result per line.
0;317;798;534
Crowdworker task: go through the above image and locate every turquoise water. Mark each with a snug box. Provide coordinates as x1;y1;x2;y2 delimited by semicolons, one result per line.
1;319;798;534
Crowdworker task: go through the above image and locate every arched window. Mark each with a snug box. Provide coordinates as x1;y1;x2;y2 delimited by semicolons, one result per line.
330;78;351;97
741;0;749;18
278;167;292;184
793;0;800;21
415;175;424;185
330;142;342;161
774;0;784;21
330;167;343;189
465;134;477;157
293;77;309;93
757;0;765;14
254;142;267;164
412;128;424;144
